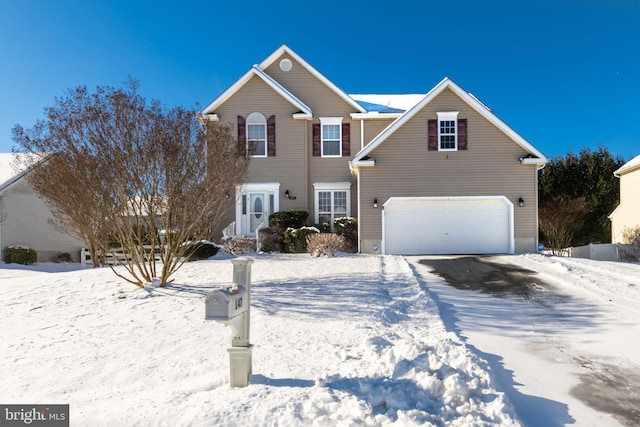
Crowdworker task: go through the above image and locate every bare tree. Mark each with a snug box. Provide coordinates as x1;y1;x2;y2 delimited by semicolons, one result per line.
620;226;640;262
538;197;589;255
12;80;248;286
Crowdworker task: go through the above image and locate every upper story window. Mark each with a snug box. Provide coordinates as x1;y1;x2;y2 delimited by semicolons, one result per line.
428;112;467;152
321;117;342;157
312;119;350;157
437;112;459;151
246;112;267;157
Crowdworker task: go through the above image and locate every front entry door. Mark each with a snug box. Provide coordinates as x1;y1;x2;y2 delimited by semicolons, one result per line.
243;192;267;236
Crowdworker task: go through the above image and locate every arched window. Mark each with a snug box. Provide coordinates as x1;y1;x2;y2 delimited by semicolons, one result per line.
246;112;267;157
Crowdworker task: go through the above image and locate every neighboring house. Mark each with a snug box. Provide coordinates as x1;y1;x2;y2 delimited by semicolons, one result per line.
0;154;85;262
609;154;640;243
201;45;548;255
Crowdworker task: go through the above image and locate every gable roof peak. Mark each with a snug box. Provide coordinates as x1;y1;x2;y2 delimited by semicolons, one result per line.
200;62;312;118
352;77;548;166
259;45;366;114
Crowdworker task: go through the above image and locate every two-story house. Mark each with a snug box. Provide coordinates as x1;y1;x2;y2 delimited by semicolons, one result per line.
201;45;547;255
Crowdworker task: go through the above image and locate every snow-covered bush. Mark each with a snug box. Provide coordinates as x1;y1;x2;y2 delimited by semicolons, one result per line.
257;226;284;253
284;226;319;253
334;216;358;252
306;233;347;257
4;246;38;265
182;241;219;261
269;210;308;230
224;237;256;255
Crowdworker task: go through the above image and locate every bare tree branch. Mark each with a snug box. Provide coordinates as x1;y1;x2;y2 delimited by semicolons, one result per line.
12;80;248;286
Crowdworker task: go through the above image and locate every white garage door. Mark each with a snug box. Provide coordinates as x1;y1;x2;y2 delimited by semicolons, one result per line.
384;196;513;255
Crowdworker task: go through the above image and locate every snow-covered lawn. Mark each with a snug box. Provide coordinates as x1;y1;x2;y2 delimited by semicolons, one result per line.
1;253;639;426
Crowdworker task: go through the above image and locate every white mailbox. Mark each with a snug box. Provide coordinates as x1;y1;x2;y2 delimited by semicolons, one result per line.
205;286;248;321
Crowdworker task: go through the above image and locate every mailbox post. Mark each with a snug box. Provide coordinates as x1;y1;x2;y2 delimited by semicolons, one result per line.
204;257;254;388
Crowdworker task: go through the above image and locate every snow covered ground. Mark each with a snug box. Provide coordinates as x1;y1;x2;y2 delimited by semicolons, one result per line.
1;253;639;426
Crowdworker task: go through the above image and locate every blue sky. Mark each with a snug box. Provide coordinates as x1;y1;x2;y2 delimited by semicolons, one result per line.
1;0;638;160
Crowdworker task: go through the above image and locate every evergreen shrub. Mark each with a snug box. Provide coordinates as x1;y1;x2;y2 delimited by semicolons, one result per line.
269;210;308;230
334;217;358;252
4;246;38;265
183;241;219;261
284;226;319;253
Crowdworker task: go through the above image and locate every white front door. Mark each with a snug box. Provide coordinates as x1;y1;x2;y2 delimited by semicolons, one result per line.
247;192;267;235
236;183;280;237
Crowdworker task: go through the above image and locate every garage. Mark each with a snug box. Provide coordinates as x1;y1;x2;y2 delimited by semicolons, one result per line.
383;196;514;255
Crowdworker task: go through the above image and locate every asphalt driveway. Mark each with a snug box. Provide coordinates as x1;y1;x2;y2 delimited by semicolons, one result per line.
408;255;640;427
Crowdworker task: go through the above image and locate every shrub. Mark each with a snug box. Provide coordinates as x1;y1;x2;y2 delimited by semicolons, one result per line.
311;223;331;233
307;233;347;257
55;252;73;263
622;226;640;245
224;237;256;255
620;226;640;262
284;226;319;253
334;217;358;252
257;226;284;253
4;246;38;265
183;241;220;261
269;210;309;230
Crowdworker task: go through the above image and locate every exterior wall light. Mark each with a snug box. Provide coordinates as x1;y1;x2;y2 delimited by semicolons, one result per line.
373;198;378;208
519;197;525;207
284;190;296;200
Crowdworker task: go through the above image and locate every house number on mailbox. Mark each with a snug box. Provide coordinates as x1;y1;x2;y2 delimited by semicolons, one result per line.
235;297;243;310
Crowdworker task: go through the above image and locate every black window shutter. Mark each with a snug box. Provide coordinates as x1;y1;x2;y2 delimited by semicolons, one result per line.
267;115;276;156
341;123;350;156
428;119;438;151
237;115;246;156
312;123;321;156
458;118;467;150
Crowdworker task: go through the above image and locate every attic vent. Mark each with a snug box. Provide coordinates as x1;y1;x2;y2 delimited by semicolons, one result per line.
279;58;293;72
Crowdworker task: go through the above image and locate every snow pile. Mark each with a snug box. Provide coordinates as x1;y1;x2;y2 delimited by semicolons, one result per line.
0;254;519;426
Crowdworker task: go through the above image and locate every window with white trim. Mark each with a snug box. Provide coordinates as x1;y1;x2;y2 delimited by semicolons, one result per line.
247;112;266;157
437;111;459;151
314;182;351;229
321;117;342;157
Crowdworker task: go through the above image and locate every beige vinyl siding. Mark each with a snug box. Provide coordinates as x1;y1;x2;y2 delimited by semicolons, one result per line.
0;178;84;262
361;119;396;150
213;75;308;214
212;61;363;229
307;120;359;221
264;54;362;222
611;168;640;243
264;55;357;118
359;87;539;253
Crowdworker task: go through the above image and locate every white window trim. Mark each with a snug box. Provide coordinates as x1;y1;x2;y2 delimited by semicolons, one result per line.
437;111;459;152
320;117;343;158
313;182;351;227
247;112;267;158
